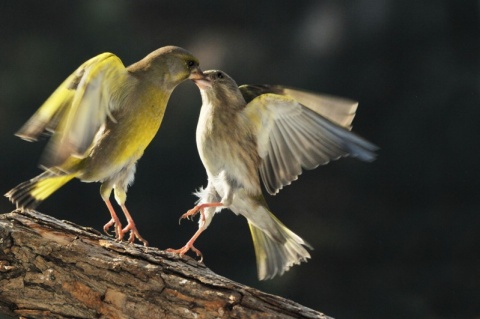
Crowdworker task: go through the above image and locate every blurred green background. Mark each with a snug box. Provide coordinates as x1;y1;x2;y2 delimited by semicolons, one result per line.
0;1;479;318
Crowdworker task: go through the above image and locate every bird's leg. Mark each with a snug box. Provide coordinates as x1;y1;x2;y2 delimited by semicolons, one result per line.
167;225;206;262
179;202;223;224
120;204;149;246
103;198;123;240
168;202;223;262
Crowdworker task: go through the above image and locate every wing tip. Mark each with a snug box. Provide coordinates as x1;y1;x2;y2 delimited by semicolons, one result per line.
15;133;38;142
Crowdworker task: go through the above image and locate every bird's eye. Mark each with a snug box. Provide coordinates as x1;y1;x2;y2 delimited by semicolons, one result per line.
217;72;224;79
187;60;196;67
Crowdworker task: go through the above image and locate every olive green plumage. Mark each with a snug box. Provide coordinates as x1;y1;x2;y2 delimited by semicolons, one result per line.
6;46;204;245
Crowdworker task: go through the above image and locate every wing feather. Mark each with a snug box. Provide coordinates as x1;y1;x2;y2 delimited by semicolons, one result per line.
282;87;357;129
244;93;378;195
240;84;358;129
16;52;128;169
16;73;77;141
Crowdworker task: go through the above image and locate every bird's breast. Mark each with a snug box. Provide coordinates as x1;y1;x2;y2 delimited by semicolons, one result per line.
79;89;169;181
196;107;261;194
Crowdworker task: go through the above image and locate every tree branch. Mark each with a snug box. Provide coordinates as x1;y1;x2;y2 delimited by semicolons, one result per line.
0;211;330;319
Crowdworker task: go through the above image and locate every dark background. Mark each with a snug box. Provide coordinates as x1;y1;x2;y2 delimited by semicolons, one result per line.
1;1;479;318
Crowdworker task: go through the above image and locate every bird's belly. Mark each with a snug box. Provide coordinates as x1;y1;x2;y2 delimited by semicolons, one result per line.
78;120;159;182
78;157;136;183
199;139;261;196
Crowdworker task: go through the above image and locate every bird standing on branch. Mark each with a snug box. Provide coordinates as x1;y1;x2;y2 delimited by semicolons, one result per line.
6;46;204;246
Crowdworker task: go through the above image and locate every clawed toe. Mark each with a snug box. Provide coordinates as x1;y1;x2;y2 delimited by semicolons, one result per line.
122;225;148;246
103;201;148;246
103;218;148;246
167;245;203;262
103;218;123;240
178;207;201;224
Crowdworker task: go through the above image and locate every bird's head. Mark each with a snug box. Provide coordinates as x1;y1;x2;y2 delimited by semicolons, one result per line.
193;70;245;109
129;46;203;90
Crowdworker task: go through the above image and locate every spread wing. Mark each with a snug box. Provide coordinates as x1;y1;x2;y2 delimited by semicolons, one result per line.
243;93;378;195
16;52;127;168
240;84;358;129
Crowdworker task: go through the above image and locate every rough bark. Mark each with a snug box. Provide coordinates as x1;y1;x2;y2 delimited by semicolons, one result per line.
0;210;330;319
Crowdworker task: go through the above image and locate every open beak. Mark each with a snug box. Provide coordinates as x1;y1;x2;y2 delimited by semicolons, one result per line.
189;68;212;90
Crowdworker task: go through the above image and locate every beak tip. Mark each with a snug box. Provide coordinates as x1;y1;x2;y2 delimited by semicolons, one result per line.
188;69;204;80
189;70;211;89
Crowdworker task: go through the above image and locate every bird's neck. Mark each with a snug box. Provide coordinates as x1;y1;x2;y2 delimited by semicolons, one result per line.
127;60;175;91
202;89;245;112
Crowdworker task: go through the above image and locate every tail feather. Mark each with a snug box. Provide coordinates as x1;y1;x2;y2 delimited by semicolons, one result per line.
248;211;312;280
5;171;76;210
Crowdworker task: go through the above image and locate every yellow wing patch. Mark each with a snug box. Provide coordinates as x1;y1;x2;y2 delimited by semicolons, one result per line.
15;52;128;169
